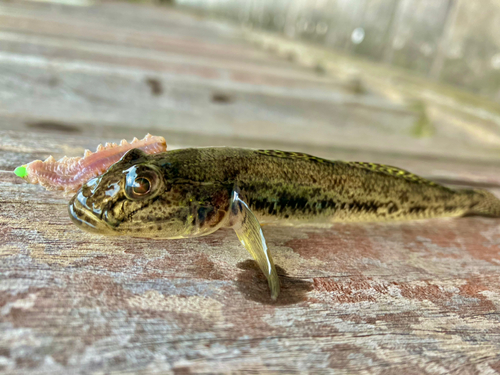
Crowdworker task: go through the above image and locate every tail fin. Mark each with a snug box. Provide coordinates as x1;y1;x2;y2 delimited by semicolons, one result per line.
467;189;500;217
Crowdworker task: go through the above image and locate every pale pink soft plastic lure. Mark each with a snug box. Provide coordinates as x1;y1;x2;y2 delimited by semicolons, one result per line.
15;134;166;194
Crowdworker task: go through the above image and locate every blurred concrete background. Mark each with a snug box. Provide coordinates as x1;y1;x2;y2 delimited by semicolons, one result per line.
179;0;500;102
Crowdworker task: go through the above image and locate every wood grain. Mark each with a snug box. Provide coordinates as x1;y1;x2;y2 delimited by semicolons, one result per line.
2;135;500;374
1;1;500;374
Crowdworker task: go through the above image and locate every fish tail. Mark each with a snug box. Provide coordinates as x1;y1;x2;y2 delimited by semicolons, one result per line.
467;189;500;217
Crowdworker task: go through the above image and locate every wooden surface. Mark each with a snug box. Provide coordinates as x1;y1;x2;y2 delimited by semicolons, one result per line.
1;1;500;374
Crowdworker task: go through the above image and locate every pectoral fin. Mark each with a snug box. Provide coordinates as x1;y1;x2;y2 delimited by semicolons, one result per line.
229;190;280;300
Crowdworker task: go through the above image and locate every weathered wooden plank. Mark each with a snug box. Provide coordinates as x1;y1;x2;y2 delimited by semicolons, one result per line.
2;51;499;161
0;7;290;66
1;1;500;373
2;131;500;374
1;1;500;163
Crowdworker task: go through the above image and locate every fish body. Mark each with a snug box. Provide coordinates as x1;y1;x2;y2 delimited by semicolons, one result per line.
69;147;500;299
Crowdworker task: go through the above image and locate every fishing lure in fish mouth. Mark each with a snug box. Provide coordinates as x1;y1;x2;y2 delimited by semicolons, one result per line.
15;135;283;298
15;137;500;300
14;134;166;194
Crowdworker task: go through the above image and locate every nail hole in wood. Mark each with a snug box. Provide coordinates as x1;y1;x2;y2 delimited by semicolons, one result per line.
211;92;233;104
145;78;163;96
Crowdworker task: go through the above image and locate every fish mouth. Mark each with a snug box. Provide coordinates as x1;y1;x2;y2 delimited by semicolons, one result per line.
68;192;115;235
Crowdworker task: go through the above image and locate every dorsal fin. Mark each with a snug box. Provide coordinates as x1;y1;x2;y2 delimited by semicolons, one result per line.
348;161;438;186
257;150;441;187
256;149;330;164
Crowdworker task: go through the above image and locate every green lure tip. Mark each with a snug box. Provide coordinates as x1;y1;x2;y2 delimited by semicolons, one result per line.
14;165;28;178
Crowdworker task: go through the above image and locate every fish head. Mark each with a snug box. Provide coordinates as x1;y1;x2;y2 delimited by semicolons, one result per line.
69;148;224;238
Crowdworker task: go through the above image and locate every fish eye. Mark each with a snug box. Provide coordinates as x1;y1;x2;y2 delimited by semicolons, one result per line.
124;166;162;200
132;177;151;195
